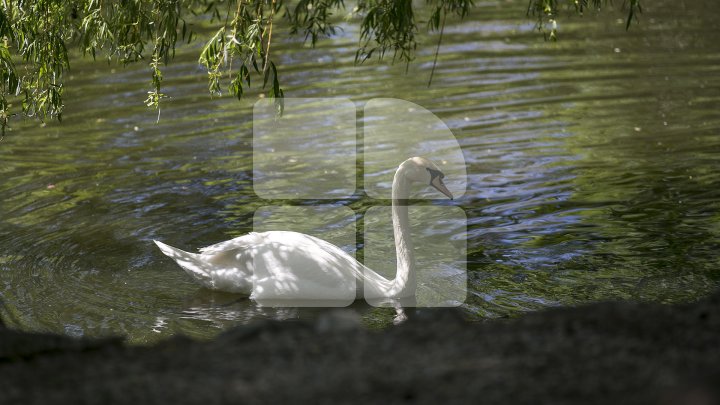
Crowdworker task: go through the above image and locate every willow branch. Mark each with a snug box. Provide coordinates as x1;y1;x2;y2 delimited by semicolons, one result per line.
263;0;276;73
428;10;447;87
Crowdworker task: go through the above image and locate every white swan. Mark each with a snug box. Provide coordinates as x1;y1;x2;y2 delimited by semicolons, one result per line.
154;157;453;303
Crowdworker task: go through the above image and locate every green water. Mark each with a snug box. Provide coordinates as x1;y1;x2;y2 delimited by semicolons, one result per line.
1;0;719;343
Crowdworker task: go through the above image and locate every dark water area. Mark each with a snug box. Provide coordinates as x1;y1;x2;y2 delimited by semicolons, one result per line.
1;0;719;343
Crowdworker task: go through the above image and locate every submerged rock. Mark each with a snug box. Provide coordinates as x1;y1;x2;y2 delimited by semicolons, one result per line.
1;292;719;405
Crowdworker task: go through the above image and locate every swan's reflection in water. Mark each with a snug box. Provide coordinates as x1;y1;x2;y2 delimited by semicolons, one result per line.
171;289;405;337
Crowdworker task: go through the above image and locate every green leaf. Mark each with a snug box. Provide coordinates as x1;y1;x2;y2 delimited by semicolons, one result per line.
263;63;271;89
271;62;280;98
241;64;250;87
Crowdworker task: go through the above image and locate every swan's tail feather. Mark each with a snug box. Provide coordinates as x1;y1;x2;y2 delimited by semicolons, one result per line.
154;240;212;284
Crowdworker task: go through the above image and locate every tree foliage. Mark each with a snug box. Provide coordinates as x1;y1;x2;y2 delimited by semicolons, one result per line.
528;0;642;40
0;0;640;135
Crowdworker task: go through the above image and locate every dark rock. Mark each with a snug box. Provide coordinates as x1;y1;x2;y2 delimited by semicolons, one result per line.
1;291;719;405
0;329;122;362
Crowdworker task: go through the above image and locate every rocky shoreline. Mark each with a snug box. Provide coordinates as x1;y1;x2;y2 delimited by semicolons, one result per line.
1;292;719;405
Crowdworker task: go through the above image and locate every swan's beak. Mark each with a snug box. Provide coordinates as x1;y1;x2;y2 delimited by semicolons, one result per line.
430;176;453;200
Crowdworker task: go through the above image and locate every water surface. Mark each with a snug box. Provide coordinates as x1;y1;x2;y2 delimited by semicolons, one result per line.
1;0;719;343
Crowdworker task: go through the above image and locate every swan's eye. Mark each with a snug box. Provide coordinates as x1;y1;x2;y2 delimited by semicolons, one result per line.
426;168;444;183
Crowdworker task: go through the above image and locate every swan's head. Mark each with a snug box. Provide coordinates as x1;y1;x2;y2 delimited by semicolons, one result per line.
400;157;453;200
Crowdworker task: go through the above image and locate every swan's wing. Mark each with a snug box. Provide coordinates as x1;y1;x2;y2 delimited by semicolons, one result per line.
249;231;360;304
198;232;262;255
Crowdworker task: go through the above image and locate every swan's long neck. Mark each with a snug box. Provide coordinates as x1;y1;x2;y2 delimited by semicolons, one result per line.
390;167;415;297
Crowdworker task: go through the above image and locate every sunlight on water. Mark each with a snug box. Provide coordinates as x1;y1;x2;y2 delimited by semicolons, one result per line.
1;0;719;343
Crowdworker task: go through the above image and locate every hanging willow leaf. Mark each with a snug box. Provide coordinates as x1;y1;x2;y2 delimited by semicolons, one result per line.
0;0;642;133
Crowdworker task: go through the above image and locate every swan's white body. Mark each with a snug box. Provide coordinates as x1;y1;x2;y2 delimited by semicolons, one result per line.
154;157;452;302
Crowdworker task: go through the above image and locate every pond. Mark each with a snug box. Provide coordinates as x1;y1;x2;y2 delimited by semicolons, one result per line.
1;0;719;344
